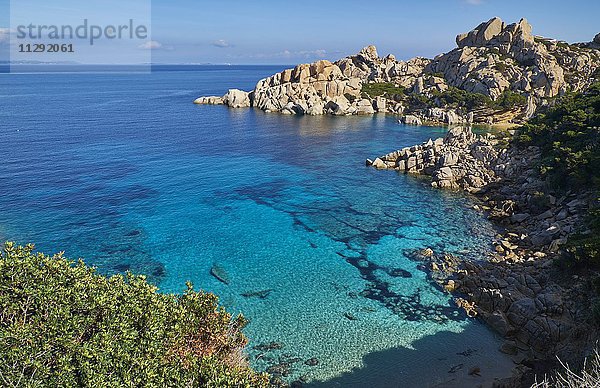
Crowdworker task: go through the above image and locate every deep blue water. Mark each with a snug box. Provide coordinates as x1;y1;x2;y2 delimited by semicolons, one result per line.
0;66;513;386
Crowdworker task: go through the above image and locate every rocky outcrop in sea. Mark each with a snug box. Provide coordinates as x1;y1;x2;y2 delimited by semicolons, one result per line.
194;17;600;125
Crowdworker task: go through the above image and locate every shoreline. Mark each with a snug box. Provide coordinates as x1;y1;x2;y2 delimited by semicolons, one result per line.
368;126;597;385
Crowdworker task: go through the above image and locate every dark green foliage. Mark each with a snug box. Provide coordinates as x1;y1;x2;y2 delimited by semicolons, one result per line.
517;82;600;266
494;62;508;73
0;242;269;387
517;82;600;188
361;82;405;99
566;207;600;266
430;86;491;111
490;90;527;110
407;93;429;108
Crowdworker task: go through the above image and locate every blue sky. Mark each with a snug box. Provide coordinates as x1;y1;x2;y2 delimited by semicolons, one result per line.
1;0;599;64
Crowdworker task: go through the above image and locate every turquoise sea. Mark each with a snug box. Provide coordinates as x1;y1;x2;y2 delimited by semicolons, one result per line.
0;66;513;386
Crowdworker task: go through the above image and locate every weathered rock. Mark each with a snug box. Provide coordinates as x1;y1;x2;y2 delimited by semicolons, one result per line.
374;96;387;113
223;89;252;108
500;341;519;356
356;99;376;115
371;158;387;170
402;115;422;125
193;96;224;105
511;213;531;223
440;152;459;167
456;17;505;48
485;312;512;336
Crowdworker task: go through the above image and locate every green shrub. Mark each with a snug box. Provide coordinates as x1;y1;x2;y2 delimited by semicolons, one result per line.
430;86;491;110
361;82;405;99
494;62;508;73
518;81;600;189
0;242;269;387
517;81;600;267
490;89;527;110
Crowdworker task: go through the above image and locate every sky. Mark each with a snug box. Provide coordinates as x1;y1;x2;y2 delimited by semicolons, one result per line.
1;0;599;64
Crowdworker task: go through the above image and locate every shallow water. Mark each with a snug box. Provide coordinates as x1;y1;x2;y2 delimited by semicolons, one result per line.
0;66;513;386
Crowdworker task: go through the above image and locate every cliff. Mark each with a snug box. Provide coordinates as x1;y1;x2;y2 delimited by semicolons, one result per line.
194;17;600;125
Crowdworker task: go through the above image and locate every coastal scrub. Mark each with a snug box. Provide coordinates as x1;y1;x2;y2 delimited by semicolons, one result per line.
0;242;268;387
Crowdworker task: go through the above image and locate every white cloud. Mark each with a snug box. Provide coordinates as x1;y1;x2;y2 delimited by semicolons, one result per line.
212;39;232;48
465;0;483;4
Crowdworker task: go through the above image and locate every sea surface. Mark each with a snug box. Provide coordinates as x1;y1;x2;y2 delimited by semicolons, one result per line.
0;65;513;386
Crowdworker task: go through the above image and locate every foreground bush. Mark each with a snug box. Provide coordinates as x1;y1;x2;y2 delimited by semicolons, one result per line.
0;242;268;387
532;349;600;388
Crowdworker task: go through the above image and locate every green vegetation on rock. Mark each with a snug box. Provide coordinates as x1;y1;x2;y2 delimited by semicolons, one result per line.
490;89;528;110
0;242;269;387
429;86;491;110
517;82;600;265
361;82;405;99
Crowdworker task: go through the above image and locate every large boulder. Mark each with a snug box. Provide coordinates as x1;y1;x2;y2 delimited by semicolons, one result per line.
193;96;224;105
223;89;251;108
402;115;422;125
444;126;477;147
358;45;379;62
326;95;353;116
355;99;376;115
456;17;505;48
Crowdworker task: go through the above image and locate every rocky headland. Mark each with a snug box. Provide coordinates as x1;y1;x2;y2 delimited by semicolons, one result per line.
195;17;600;126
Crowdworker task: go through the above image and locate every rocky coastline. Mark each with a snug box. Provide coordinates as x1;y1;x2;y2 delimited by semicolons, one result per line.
190;16;600;385
194;17;600;127
368;126;598;385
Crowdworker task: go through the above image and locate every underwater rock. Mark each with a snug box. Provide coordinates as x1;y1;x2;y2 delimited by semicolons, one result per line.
241;289;273;299
388;268;413;278
210;263;230;285
253;342;284;352
266;362;291;377
113;263;131;272
343;312;358;321
468;366;481;376
304;358;319;367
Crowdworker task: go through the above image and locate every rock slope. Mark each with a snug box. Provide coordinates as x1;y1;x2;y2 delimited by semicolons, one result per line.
194;17;600;124
369;127;597;382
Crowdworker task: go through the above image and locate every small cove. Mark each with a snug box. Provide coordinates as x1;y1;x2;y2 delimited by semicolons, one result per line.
0;66;514;385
